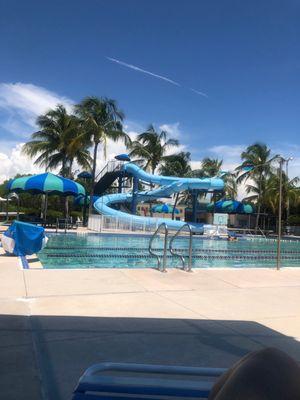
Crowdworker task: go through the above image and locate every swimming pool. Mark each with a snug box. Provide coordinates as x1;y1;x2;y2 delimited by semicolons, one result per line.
37;233;300;269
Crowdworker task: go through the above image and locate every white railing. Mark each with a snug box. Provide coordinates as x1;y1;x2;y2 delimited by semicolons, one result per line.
95;161;123;182
88;214;157;234
88;214;228;237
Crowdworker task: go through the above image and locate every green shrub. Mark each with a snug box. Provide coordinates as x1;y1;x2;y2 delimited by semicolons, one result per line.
70;211;82;220
287;215;300;226
46;210;64;219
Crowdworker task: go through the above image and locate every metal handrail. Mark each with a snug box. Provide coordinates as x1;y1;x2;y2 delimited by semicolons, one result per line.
148;223;168;272
258;227;267;239
95;163;109;182
95;160;123;181
169;223;193;271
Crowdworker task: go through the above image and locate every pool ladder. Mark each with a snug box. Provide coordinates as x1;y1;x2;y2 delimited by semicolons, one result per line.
148;223;193;272
148;223;169;272
169;223;193;272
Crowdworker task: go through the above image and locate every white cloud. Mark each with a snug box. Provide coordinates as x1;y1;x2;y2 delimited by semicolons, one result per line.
270;144;300;181
159;122;181;139
159;122;186;155
208;144;245;160
0;82;74;183
94;123;186;174
0;143;44;183
289;157;300;180
94;130;138;174
0;82;73;135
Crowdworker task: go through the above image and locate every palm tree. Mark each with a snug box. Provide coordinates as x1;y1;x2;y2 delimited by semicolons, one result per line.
223;172;238;199
128;125;179;216
23;104;92;218
190;158;223;179
23;104;91;177
201;158;223;177
159;152;191;219
263;173;300;226
128;125;179;174
75;97;130;215
236;142;278;231
191;157;237;202
159;152;191;177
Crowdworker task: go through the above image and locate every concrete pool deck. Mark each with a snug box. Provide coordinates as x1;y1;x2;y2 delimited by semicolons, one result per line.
1;249;300;399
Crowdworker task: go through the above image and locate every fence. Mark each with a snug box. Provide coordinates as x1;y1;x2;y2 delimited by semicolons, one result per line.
88;214;227;236
88;214;162;234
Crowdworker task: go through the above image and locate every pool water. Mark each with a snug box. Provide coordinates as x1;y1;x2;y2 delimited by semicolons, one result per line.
37;233;300;269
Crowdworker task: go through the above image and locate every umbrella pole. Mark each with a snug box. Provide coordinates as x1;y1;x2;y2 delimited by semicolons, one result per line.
192;190;198;223
65;196;69;220
83;193;88;227
41;194;45;219
17;196;20;220
44;194;48;225
6;197;8;221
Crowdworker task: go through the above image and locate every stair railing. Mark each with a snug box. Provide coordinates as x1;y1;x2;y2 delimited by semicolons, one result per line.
169;223;193;271
148;223;168;272
95;161;123;182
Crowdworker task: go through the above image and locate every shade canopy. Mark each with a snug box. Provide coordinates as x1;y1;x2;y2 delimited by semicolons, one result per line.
152;204;180;214
115;154;131;161
7;173;85;197
207;200;253;214
77;171;93;180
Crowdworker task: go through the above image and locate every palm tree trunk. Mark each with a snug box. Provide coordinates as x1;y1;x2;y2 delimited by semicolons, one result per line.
64;160;72;220
255;203;261;232
68;160;74;179
149;167;155;217
60;158;67;215
88;142;99;217
255;176;262;233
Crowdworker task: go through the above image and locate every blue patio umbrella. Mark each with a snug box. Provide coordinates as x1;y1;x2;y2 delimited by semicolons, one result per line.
7;173;85;196
152;204;180;214
77;171;93;180
207;200;253;214
241;204;253;214
7;173;85;222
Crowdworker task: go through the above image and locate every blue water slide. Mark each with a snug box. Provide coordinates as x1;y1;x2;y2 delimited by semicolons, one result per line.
93;162;224;231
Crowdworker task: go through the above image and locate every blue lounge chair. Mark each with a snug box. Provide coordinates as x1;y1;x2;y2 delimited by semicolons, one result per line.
72;362;226;399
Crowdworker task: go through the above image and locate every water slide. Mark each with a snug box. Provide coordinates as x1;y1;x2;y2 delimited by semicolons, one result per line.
93;162;224;231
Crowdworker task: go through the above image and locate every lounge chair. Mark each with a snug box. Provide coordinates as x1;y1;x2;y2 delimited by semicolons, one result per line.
72;362;226;399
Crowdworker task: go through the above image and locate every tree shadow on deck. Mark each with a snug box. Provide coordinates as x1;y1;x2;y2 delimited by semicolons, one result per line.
1;315;300;400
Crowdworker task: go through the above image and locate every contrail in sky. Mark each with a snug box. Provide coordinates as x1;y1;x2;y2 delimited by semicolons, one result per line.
106;57;180;86
106;56;208;98
189;88;208;98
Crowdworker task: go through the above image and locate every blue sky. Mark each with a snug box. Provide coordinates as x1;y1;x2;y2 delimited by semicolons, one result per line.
0;0;300;182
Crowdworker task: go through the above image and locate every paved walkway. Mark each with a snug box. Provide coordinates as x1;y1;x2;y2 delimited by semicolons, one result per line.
1;251;300;399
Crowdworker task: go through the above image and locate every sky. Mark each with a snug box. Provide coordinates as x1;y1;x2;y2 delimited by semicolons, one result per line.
0;0;300;189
